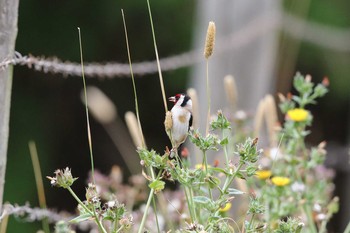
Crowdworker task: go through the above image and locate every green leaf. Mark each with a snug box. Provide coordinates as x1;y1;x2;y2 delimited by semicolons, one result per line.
228;188;245;195
208;176;221;189
210;167;227;174
149;180;165;192
220;137;229;146
193;196;211;205
69;213;92;223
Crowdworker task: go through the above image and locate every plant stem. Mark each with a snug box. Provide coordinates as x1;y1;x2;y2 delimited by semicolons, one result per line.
92;208;107;233
66;187;107;233
184;186;195;223
344;220;350;233
138;188;154;233
112;218;118;233
152;195;161;233
115;225;125;233
303;203;317;233
28;141;50;233
66;187;92;215
247;213;255;231
189;187;197;222
205;59;211;135
121;9;146;148
78;27;95;184
222;130;229;166
146;0;168;113
222;162;244;194
203;151;213;200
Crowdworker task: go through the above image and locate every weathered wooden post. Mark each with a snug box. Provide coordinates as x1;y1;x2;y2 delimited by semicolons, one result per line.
0;0;19;211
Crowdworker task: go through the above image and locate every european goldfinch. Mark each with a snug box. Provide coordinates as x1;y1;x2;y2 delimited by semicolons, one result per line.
167;93;193;150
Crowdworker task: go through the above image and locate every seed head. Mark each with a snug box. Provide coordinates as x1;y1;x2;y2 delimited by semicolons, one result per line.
224;75;238;109
204;21;216;59
47;167;78;189
164;111;173;132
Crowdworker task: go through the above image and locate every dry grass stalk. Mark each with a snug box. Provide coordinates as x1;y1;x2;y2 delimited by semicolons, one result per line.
263;95;278;147
82;86;117;124
125;111;144;148
254;99;265;138
224;75;238;111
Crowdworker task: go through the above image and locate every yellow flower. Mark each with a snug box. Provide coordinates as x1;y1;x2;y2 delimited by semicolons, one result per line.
256;170;272;180
271;176;290;187
195;164;211;170
219;202;232;212
286;108;309;122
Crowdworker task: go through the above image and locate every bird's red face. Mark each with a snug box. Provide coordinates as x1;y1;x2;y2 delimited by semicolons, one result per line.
168;94;182;104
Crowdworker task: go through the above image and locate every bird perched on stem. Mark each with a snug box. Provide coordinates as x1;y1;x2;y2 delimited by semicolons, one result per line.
164;94;192;155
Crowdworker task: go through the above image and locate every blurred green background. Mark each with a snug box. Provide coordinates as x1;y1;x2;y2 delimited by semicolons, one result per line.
4;0;350;232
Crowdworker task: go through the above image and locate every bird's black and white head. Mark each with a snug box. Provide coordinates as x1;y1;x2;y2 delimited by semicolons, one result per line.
169;93;192;112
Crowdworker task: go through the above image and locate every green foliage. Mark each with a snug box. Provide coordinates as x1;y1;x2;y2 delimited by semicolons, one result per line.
188;129;219;152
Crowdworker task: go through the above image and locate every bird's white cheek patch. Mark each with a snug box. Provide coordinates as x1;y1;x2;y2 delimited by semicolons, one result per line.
178;115;187;123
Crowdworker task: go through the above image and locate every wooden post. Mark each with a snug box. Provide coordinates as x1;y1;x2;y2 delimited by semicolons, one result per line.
0;0;19;211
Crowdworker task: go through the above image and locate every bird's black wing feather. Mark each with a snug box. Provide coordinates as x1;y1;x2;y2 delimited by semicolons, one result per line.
188;114;193;131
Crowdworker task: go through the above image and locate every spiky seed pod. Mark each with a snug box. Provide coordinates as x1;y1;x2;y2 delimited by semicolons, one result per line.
224;75;238;110
204;21;216;59
164;111;173;132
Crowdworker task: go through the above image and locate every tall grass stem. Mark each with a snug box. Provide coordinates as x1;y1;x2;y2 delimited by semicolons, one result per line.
121;10;146;148
205;60;211;135
28;141;50;233
147;0;168;113
78;27;95;184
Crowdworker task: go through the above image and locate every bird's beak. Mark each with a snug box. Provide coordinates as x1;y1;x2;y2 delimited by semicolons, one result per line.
168;96;176;102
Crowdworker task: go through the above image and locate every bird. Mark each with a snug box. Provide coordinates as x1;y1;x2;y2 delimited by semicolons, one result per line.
166;93;193;152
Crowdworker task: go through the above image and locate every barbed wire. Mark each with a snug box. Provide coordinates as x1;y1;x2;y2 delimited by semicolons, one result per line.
0;13;349;78
0;203;66;222
0;203;96;231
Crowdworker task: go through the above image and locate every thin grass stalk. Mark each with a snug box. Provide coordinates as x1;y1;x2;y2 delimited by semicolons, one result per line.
224;75;238;111
121;10;146;148
203;151;213;200
253;99;265;138
205;60;211;136
222;130;229;166
152;195;161;233
125;111;144;148
78;27;95;184
263;95;278;147
138;188;154;233
66;187;107;233
183;186;196;223
122;10;160;232
344;220;350;233
303;204;317;233
0;214;8;233
146;0;168;113
204;21;215;135
28;141;50;233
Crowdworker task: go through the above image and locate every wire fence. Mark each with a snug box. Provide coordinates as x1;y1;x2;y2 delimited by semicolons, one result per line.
0;203;96;230
0;13;349;78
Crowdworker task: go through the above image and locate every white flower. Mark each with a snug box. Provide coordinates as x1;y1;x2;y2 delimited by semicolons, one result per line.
291;182;306;193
